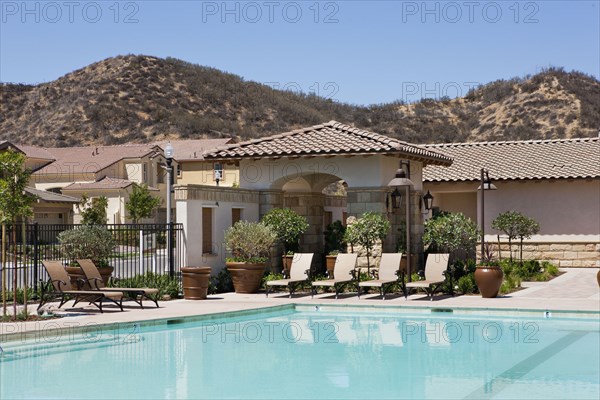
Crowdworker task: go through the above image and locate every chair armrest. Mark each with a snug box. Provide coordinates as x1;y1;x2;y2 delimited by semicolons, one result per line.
84;277;104;290
50;279;69;292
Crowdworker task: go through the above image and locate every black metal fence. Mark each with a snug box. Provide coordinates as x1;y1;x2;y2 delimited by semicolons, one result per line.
0;223;184;293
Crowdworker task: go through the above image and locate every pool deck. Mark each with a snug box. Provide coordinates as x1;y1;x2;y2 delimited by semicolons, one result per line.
1;268;598;339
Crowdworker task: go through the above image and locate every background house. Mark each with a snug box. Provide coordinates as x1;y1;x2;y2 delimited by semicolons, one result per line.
423;137;600;267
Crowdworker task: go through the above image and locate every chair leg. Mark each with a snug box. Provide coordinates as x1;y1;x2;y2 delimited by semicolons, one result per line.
311;286;315;299
265;285;270;298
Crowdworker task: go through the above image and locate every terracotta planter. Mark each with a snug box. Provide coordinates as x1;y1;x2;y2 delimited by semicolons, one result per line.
65;264;114;290
226;262;266;294
181;266;212;300
474;265;504;298
326;255;337;277
282;255;293;276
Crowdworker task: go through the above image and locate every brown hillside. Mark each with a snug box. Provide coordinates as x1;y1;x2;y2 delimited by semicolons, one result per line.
1;55;598;146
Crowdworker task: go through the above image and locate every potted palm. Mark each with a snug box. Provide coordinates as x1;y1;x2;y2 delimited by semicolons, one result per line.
262;208;309;275
224;221;277;293
58;225;116;289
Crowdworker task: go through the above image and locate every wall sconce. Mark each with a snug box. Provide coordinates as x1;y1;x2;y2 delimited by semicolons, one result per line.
422;190;434;211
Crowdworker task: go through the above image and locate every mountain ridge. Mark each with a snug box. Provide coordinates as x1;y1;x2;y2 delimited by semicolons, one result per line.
1;54;598;147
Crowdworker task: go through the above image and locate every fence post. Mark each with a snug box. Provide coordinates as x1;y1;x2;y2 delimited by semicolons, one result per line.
33;223;39;300
168;222;174;278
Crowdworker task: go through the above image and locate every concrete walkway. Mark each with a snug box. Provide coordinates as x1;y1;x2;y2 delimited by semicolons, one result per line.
1;268;598;340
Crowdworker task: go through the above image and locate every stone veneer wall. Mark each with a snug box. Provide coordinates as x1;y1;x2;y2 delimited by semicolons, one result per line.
491;241;599;268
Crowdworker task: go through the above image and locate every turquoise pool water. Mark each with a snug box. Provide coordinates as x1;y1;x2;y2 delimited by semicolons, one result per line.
1;306;599;399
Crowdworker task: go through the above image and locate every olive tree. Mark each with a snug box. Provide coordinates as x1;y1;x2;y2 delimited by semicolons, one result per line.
0;151;34;318
344;212;390;274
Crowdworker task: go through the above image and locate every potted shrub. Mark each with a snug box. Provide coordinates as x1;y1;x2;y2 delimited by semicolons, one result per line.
224;221;277;293
474;243;504;298
344;212;390;275
57;225;116;289
262;208;309;275
324;220;346;276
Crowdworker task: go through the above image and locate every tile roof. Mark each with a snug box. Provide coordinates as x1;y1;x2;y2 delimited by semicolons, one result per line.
203;121;453;166
33;144;161;176
25;187;80;203
15;144;55;161
0;141;24;153
62;177;137;191
154;139;233;161
423;137;600;182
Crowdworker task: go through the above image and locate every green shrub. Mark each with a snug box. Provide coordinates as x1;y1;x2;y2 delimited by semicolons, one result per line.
261;271;284;290
457;274;477;294
423;212;479;261
58;225;116;266
224;221;277;263
209;270;233;294
109;272;181;299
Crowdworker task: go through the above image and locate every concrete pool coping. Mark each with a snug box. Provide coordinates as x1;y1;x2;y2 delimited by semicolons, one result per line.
0;267;598;343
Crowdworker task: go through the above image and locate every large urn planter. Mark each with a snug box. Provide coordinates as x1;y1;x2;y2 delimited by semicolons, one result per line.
181;266;212;300
597;270;600;287
325;255;337;277
282;255;293;276
65;264;114;290
474;265;504;298
226;262;266;294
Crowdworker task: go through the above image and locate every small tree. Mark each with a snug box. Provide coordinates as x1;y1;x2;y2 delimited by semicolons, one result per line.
344;212;390;274
262;208;309;255
77;194;108;225
492;211;539;262
423;212;479;261
0;151;34;318
125;183;161;223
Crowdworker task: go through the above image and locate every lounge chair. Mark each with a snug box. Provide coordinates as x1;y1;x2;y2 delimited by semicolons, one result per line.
76;259;160;309
39;261;124;313
266;253;314;298
405;253;450;301
358;253;404;299
311;253;358;299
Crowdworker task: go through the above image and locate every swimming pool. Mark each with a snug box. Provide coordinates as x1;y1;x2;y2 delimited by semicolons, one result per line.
1;305;599;399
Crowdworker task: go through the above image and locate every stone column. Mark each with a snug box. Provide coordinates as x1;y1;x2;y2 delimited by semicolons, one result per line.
258;190;284;219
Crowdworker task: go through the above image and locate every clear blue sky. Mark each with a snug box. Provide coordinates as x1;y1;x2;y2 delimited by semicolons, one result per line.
1;0;598;105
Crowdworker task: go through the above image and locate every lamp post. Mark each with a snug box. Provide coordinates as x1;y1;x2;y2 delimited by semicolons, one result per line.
478;168;497;260
165;142;174;278
388;161;414;281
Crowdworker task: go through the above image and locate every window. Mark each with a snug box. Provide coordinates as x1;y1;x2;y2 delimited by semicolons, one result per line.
232;208;242;225
213;163;224;182
177;163;183;178
202;208;213;254
324;211;333;227
142;163;148;183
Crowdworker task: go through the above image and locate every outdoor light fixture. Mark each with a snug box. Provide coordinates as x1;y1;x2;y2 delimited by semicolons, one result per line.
388;160;414;283
165;142;175;277
477;168;497;259
423;190;434;211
